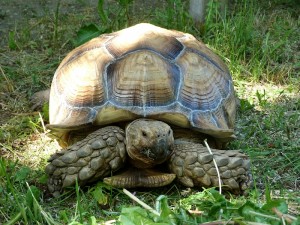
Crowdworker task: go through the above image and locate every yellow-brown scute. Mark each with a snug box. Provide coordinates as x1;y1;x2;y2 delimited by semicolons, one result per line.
107;50;179;107
54;47;112;107
178;51;230;110
105;23;184;59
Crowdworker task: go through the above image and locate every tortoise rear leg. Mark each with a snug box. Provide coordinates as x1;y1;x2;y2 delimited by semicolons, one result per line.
169;140;252;194
45;126;127;197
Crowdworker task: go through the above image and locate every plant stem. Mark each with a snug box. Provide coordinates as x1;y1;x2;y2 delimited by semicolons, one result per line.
123;189;160;216
248;210;280;221
204;139;222;194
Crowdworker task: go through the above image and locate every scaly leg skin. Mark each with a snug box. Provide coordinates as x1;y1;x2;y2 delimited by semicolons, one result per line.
169;141;252;195
45;126;127;197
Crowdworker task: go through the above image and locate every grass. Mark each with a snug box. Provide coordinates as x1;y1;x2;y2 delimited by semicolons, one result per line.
0;0;299;224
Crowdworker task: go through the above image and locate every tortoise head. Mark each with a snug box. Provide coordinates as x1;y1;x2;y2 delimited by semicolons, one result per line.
126;119;174;168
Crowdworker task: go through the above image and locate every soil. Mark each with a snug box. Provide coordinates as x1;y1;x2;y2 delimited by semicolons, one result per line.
0;0;164;47
0;0;99;125
0;0;98;47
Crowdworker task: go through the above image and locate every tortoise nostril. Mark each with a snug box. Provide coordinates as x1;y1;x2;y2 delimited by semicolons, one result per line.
157;133;167;138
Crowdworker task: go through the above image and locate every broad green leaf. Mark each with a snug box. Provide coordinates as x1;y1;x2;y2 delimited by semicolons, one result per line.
155;195;177;224
73;24;102;47
119;207;152;225
91;186;108;205
262;199;288;214
15;166;31;182
208;203;222;218
238;201;261;216
119;207;170;225
238;201;279;224
292;218;300;225
118;215;136;225
209;189;227;203
239;99;254;112
8;31;18;50
59;210;69;223
26;185;41;208
156;195;172;218
89;216;97;225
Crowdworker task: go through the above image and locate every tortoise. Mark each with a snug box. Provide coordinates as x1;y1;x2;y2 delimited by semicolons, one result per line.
44;23;252;197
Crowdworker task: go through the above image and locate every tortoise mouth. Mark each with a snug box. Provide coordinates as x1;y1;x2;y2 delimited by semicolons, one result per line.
128;144;173;168
140;147;156;160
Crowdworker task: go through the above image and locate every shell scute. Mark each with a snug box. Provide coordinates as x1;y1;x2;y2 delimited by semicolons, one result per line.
106;50;180;108
106;23;184;60
49;23;236;141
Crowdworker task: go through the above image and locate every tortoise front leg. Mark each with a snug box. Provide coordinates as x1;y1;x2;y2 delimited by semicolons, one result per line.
169;140;252;194
45;126;127;197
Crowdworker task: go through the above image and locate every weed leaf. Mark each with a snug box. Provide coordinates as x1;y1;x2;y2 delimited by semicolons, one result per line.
238;201;261;216
155;195;177;224
118;0;133;7
25;185;41;208
8;31;18;50
209;189;227;203
15;167;31;182
73;24;102;47
155;195;172;219
119;206;167;225
91;186;108;206
97;0;109;24
262;199;288;214
0;158;8;177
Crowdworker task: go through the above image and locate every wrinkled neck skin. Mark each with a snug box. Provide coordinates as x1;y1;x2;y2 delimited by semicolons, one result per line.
125;119;174;168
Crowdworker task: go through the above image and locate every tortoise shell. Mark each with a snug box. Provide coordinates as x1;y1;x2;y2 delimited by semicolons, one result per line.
49;23;237;141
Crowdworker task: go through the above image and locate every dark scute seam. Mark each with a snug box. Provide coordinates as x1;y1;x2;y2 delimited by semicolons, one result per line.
60;44;105;69
187;47;225;73
106;45;184;61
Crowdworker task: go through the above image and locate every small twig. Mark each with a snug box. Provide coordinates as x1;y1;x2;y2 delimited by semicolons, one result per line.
0;143;23;157
201;222;273;225
248;210;280;221
11;112;40;116
243;222;272;225
282;216;286;225
39;112;46;133
0;102;8;108
0;65;14;92
188;209;204;215
199;221;235;225
204;139;222;194
123;189;160;216
104;219;116;225
272;207;296;224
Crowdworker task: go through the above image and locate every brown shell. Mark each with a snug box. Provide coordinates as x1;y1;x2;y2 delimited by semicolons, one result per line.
49;23;237;140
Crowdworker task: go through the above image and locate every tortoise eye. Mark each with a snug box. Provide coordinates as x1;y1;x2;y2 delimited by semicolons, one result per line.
168;129;171;135
142;131;147;137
